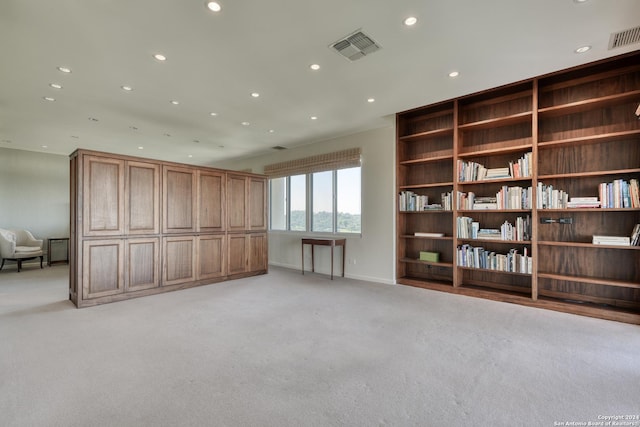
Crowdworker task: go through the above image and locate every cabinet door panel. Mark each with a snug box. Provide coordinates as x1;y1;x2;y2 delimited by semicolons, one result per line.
163;236;196;285
249;233;268;272
126;238;160;291
198;234;225;279
227;234;248;274
82;239;124;298
227;175;247;231
249;178;267;230
127;161;160;235
164;167;196;233
198;171;225;232
83;156;125;236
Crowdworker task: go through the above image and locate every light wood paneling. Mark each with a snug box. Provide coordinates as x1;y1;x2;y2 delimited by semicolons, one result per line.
249;233;268;272
164;166;196;233
83;156;125;236
163;236;196;285
227;234;248;274
127;161;160;235
197;234;225;279
198;170;225;232
126;238;160;291
82;239;124;298
227;175;247;231
249;178;267;230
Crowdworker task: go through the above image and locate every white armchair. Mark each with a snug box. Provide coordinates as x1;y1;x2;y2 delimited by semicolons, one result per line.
0;229;44;272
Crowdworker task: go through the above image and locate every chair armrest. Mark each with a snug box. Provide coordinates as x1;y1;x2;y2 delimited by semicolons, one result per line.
0;234;16;257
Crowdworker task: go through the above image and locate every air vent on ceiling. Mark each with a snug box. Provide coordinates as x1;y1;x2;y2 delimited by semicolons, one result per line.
608;26;640;50
271;146;287;150
331;30;381;61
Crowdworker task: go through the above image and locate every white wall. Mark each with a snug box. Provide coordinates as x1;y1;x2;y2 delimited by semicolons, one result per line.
215;126;396;284
0;148;69;257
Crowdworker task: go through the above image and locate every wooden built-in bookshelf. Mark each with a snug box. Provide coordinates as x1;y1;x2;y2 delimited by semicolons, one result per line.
396;50;640;324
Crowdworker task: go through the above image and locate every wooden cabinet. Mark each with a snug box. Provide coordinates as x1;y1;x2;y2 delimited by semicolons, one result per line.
227;174;267;232
198;170;225;232
197;234;225;280
83;156;125;236
163;235;196;286
126;161;160;235
126;237;160;291
82;239;125;299
163;166;197;233
395;51;640;324
70;149;267;308
227;232;268;275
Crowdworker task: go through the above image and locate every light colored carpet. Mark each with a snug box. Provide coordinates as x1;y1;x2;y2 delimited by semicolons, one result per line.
1;265;639;427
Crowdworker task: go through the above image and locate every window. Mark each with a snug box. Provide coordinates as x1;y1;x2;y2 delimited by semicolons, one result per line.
266;148;361;234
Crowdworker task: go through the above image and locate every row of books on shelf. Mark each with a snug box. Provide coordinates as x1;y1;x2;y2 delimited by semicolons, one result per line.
457;186;533;210
457;152;532;182
592;224;640;246
457;215;531;241
457;245;532;274
537;179;640;209
399;191;453;211
598;179;639;209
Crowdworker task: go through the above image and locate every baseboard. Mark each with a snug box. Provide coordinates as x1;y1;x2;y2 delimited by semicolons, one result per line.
268;261;394;285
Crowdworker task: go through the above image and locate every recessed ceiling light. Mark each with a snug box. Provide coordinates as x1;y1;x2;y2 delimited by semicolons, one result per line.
70;136;79;139
164;133;171;137
43;96;55;101
573;0;588;3
367;98;375;103
41;145;48;149
121;85;133;91
241;121;250;126
57;66;71;73
575;45;591;53
210;112;217;116
404;16;418;26
206;1;221;12
153;54;167;61
88;117;99;122
170;100;179;105
310;64;320;71
49;83;62;89
251;92;260;98
138;146;144;150
130;126;138;130
449;71;460;77
193;139;200;143
310;116;318;120
188;154;193;158
268;129;275;133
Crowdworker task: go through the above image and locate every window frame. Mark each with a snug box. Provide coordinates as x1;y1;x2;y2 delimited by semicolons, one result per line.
268;166;361;236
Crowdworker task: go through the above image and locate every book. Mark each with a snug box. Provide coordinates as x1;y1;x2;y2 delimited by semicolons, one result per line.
592;235;631;246
414;232;445;237
419;251;440;262
630;224;640;246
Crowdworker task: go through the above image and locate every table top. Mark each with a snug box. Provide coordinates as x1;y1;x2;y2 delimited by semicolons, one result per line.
301;238;346;245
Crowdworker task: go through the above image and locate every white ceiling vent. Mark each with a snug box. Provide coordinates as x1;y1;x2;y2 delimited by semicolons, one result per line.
608;26;640;50
331;30;381;61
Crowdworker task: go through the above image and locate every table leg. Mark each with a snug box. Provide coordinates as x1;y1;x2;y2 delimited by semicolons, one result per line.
301;242;304;275
311;244;315;272
342;242;345;277
330;244;334;280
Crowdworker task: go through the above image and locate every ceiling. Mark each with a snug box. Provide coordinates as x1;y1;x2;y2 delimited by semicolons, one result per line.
1;0;639;166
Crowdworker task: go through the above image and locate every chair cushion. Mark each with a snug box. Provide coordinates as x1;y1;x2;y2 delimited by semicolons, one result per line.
15;246;42;254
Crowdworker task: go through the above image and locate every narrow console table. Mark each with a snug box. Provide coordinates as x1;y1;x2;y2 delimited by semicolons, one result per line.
301;238;346;280
47;237;69;266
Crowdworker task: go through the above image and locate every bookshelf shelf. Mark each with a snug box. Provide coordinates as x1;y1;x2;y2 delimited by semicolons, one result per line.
537;89;640;117
458;238;531;245
396;51;640;324
538;241;640;250
398;182;454;190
